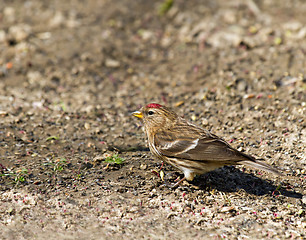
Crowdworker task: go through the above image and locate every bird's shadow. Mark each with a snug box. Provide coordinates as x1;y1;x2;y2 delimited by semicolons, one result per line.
108;144;149;152
186;166;302;199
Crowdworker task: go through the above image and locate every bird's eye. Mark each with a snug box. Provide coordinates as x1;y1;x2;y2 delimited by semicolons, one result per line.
148;110;154;115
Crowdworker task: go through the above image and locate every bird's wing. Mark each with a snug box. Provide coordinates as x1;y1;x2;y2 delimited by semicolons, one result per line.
154;123;251;163
154;120;282;175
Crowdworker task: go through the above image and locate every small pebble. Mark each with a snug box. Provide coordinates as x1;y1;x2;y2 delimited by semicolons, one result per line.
191;114;197;121
140;164;147;170
105;59;120;68
84;122;90;130
202;119;208;126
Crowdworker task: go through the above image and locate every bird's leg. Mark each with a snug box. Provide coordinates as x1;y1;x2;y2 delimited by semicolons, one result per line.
169;177;186;188
162;172;186;188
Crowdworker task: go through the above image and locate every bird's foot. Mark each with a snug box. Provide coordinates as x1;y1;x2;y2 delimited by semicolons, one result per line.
162;173;186;188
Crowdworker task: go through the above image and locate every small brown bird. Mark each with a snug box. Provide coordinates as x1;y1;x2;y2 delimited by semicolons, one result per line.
132;103;281;187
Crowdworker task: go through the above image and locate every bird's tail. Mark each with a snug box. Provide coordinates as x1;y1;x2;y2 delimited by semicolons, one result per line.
240;159;283;176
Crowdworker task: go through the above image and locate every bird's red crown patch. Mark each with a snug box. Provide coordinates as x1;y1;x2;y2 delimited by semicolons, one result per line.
146;103;162;109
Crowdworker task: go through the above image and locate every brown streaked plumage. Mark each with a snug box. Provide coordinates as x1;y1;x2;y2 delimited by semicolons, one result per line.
132;103;282;187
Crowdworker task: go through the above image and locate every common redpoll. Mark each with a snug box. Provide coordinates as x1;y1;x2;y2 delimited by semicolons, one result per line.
132;103;282;187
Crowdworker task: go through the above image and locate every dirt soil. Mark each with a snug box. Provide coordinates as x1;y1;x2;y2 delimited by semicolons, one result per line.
0;0;305;239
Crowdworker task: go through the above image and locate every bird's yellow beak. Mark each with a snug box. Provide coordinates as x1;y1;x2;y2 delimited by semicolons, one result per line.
132;111;143;119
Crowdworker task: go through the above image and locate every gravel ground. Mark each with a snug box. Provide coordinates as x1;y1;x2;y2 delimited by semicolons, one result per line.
0;0;305;239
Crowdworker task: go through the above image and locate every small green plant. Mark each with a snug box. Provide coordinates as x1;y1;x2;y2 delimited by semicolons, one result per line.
53;101;67;112
44;158;68;173
272;183;282;196
76;173;82;180
0;168;28;185
46;136;59;141
59;101;67;112
104;154;125;165
158;0;173;15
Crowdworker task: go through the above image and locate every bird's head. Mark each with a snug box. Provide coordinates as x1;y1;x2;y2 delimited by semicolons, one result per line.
132;103;177;131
